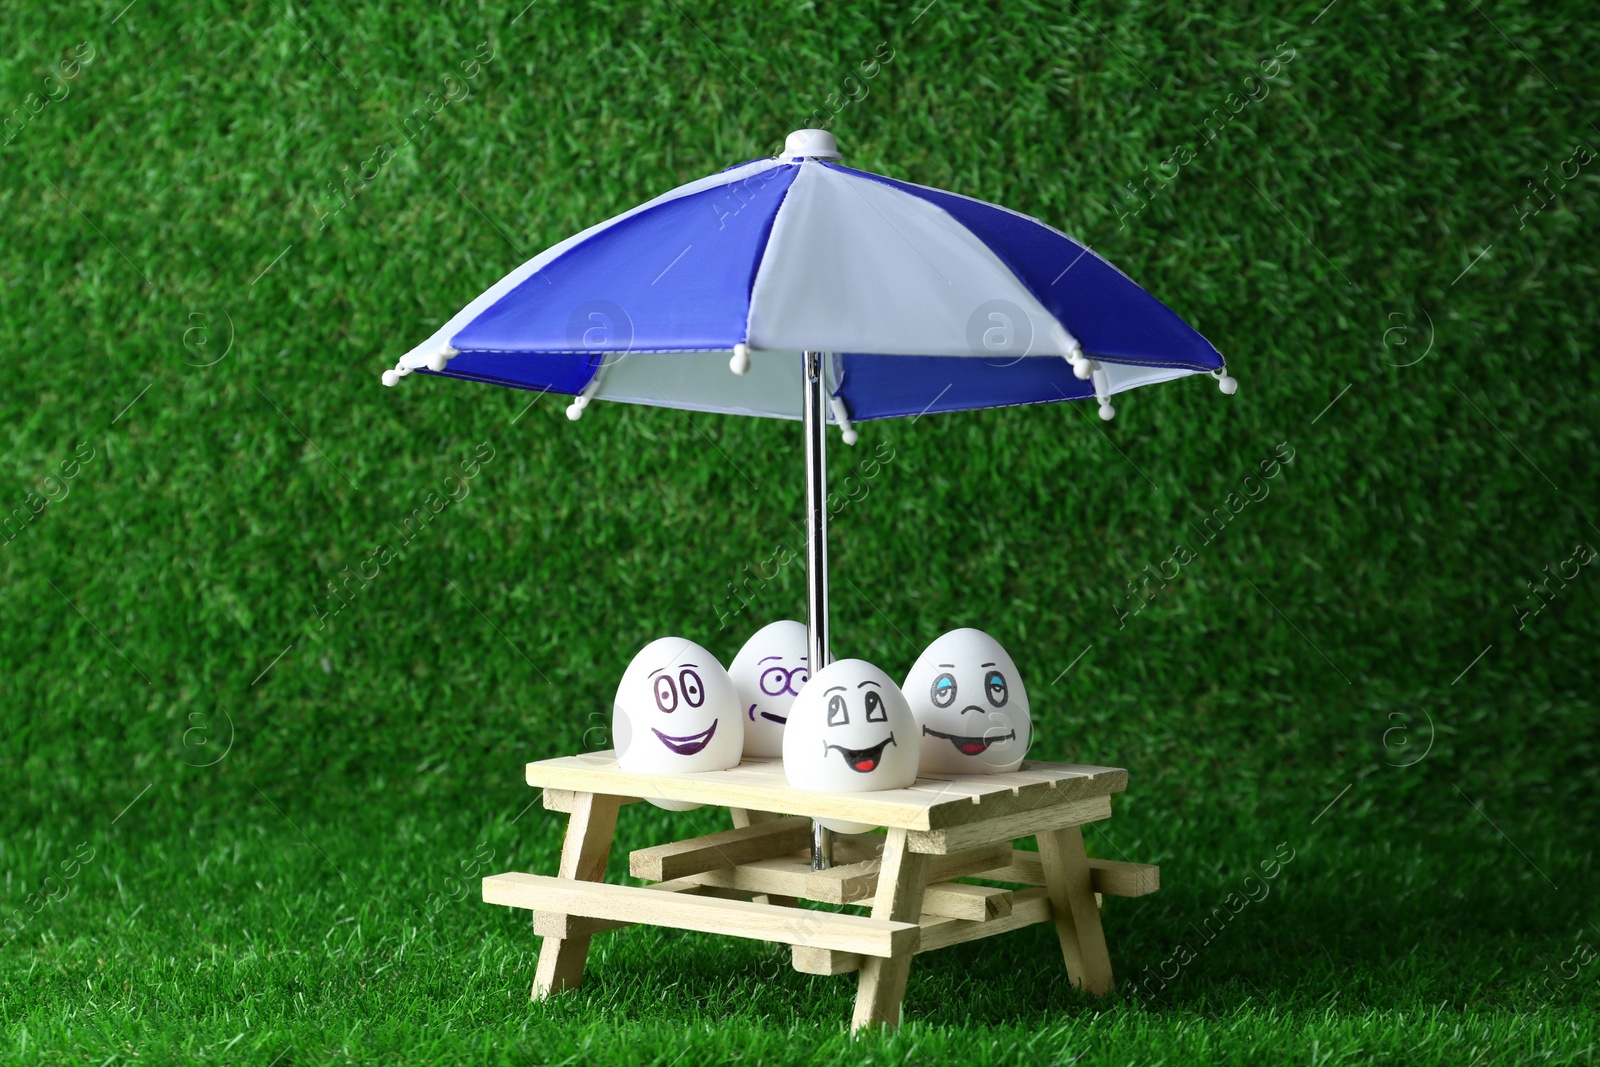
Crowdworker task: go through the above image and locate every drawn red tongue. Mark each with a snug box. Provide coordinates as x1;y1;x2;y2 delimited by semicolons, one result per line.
829;735;895;773
959;742;987;755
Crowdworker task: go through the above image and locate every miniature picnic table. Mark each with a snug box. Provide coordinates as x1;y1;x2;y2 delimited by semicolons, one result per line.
483;752;1157;1030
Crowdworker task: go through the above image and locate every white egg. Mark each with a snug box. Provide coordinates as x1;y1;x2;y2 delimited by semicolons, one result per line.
613;637;743;809
727;620;810;758
783;658;918;833
903;628;1031;774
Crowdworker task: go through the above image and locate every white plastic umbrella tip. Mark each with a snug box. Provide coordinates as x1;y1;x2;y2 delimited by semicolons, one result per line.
784;129;840;160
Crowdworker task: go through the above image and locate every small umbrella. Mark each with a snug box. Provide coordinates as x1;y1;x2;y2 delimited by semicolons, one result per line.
384;129;1236;861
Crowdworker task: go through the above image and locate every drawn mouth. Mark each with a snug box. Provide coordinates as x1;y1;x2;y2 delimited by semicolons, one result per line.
923;724;1016;756
749;703;788;727
824;733;896;773
651;720;717;756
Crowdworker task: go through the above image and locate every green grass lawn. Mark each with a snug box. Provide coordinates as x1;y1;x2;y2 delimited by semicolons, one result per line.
3;0;1598;1063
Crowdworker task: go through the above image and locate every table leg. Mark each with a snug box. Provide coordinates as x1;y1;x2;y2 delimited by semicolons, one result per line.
729;808;800;907
1037;824;1114;994
851;827;931;1031
532;791;622;999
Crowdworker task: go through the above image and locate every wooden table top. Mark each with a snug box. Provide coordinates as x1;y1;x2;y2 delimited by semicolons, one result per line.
526;753;1127;832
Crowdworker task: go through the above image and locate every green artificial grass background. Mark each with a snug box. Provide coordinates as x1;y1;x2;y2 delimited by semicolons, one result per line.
2;1;1598;1063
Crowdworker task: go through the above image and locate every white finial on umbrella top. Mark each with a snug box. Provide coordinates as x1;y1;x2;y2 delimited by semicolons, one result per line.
782;129;841;161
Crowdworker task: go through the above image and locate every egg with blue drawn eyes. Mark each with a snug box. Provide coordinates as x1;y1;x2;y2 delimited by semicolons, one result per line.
728;620;809;758
613;637;743;808
903;628;1031;774
783;658;918;832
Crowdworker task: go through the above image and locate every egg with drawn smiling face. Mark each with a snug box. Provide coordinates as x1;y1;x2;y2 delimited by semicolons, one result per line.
783;658;918;832
728;620;809;758
904;628;1031;774
613;637;743;797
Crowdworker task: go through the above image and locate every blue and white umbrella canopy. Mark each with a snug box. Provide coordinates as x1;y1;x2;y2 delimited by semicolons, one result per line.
385;130;1235;429
387;132;1235;851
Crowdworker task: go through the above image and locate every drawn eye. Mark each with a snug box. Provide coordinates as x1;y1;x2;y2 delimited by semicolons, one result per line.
864;690;886;723
653;675;678;713
827;694;849;727
790;666;809;692
931;673;957;709
680;669;705;708
985;671;1008;708
759;666;789;696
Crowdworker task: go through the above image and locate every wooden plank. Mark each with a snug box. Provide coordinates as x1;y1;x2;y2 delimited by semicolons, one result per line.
923;882;1012;921
914;766;1128;830
853;770;1129;830
669;854;1006;919
534;913;622;938
528;792;621;998
484;872;918;958
1038;825;1113;995
548;855;1137;945
733;766;792;781
977;851;1160;897
910;765;1103;796
532;877;749;937
728;809;799;907
628;816;812;880
523;754;1127;832
541;788;638;813
806;842;1012;904
794;888;1056;974
923;776;1124;830
1016;762;1119;783
680;857;813;899
898;779;991;805
527;755;942;829
793;944;864;975
908;796;1112;854
918;886;1053;953
851;827;932;1031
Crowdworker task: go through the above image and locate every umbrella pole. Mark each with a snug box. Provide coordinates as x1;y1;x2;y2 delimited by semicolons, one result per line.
803;350;835;871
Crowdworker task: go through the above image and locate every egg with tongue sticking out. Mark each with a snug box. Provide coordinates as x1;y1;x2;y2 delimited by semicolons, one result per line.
903;628;1031;775
782;658;918;833
613;636;743;810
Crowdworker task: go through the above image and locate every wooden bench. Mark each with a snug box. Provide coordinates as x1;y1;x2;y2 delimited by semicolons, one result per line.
483;752;1157;1030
